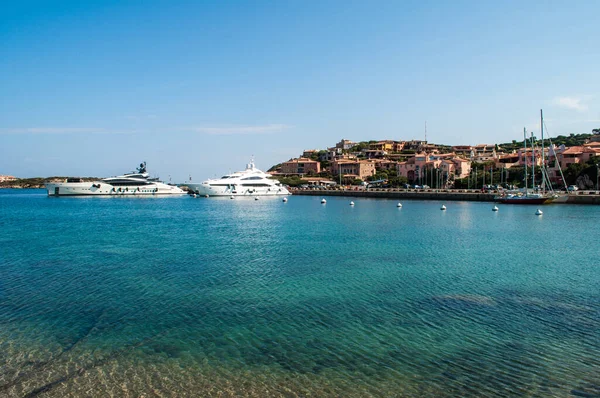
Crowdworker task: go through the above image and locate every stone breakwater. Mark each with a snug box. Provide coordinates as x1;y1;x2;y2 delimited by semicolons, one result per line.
291;188;600;204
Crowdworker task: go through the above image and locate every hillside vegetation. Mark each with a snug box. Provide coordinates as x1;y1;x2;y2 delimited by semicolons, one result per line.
498;133;593;152
0;177;97;188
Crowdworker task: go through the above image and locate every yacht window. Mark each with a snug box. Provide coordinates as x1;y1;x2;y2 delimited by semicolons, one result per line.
109;181;150;186
240;183;271;187
241;176;264;180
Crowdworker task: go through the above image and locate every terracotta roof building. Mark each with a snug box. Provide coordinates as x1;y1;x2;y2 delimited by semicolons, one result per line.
280;158;321;175
331;159;376;181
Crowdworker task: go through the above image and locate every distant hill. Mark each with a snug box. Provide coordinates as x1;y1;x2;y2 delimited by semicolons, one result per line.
0;177;98;189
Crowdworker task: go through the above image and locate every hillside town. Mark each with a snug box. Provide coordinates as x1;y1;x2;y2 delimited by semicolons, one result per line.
0;175;17;183
271;132;600;190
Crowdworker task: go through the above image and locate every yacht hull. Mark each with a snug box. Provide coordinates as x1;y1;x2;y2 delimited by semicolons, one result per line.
45;182;185;196
186;183;289;196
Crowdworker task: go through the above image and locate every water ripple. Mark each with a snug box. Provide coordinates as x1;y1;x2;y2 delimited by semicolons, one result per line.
0;191;599;396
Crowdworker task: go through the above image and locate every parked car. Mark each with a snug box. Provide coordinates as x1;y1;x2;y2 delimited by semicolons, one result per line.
567;185;579;192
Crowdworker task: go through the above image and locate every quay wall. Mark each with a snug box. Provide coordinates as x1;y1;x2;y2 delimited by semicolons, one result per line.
291;189;600;204
566;194;600;205
292;189;495;202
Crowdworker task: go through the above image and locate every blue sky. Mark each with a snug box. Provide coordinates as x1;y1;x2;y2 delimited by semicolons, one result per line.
1;0;599;180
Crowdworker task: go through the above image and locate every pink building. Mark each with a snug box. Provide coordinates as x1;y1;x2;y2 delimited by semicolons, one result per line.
395;152;472;186
450;158;471;179
495;153;520;169
517;148;543;167
302;149;318;158
396;161;417;181
331;159;376;181
280;158;321;175
374;160;398;171
545;144;600;184
452;145;473;157
553;146;599;169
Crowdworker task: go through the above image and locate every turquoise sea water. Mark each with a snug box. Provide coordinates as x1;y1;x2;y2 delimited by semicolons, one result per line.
0;189;599;397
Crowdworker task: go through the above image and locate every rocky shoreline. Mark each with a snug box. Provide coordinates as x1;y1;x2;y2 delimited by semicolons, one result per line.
0;177;97;190
1;184;45;189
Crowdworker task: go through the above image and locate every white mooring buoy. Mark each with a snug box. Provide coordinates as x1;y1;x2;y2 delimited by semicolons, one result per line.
441;205;447;211
255;196;260;200
205;194;209;198
535;209;543;216
397;202;402;208
492;205;499;211
230;195;234;199
282;197;288;202
192;194;197;198
349;201;355;206
321;198;327;204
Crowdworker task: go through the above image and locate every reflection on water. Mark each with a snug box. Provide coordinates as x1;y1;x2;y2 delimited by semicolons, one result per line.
0;190;599;397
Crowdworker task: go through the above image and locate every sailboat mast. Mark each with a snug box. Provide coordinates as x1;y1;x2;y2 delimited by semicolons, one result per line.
531;131;535;191
524;128;528;192
540;109;545;192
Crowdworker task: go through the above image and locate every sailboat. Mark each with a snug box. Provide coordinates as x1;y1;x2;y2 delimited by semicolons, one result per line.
495;111;555;205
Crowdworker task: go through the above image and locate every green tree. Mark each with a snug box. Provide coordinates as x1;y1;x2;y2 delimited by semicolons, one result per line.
388;175;408;187
268;163;281;172
453;177;468;189
374;170;389;180
273;176;307;187
564;163;587;185
499;133;593;150
349;142;369;152
586;156;600;167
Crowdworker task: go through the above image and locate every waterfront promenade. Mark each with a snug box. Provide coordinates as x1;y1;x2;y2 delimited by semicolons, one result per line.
291;187;600;204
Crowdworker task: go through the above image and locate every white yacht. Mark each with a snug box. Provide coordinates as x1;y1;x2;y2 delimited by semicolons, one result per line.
45;162;185;196
187;160;290;197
